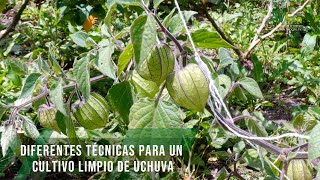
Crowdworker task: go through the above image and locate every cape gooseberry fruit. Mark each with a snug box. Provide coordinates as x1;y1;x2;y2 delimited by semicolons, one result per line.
137;44;175;85
73;93;110;130
38;104;61;132
166;63;209;112
287;159;312;180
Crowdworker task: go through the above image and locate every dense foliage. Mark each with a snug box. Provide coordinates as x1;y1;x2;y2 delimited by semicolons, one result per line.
0;0;320;179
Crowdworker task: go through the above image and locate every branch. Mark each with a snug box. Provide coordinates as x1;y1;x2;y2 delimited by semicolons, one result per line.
140;2;187;65
0;0;30;40
252;1;273;43
244;0;310;58
205;105;308;159
201;3;244;59
9;75;107;122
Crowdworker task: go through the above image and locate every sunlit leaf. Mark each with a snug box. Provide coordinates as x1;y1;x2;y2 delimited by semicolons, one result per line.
94;45;116;79
21;115;40;140
117;43;133;76
238;77;263;99
168;11;197;35
74;57;91;100
70;31;89;47
130;15;157;65
129;98;182;128
191;29;232;49
107;81;134;124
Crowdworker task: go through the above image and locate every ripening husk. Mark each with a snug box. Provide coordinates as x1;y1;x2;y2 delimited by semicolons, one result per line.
73;93;110;130
137;44;175;85
38;105;61;132
287;159;312;180
166;63;209;112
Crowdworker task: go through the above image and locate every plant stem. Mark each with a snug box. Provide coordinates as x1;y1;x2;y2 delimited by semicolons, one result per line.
140;2;187;65
0;0;30;40
205;104;308;159
201;3;244;59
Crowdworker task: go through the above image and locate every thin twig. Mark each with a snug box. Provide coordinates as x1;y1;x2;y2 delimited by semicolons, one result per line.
0;0;30;40
280;158;288;180
244;0;310;58
201;3;244;59
252;1;273;43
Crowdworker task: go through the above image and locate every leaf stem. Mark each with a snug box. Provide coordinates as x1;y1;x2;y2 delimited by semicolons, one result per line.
140;2;187;65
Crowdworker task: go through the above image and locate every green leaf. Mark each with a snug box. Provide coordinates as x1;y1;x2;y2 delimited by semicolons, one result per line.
0;103;7;120
107;81;134;124
4;33;20;56
130;70;159;98
129;99;182;128
6;59;28;75
117;43;133;76
153;0;163;8
246;119;268;137
251;54;264;82
191;29;232;49
19;73;41;100
130;15;157;65
309;123;320;161
106;0;141;7
168;11;197;35
0;0;5;12
21;115;40;141
94;44;116;79
217;74;231;98
162;8;176;28
70;31;89;47
6;68;22;86
218;48;234;69
1;124;18;156
49;78;67;116
74;57;91;100
238;77;263;99
301;33;317;54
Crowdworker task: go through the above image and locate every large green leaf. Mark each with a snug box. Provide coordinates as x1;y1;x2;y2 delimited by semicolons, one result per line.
191;29;232;49
251;54;264;82
128;99;182;128
1;124;18;156
117;42;133;76
107;81;134;124
168;11;197;35
238;77;263;99
70;31;89;47
94;44;116;79
6;59;28;75
49;78;67;116
153;0;163;8
301;33;317;54
218;48;234;69
246;119;268;137
217;74;232;98
21;115;40;141
309;123;320;161
19;73;41;100
130;15;157;65
74;57;90;100
130;70;159;98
